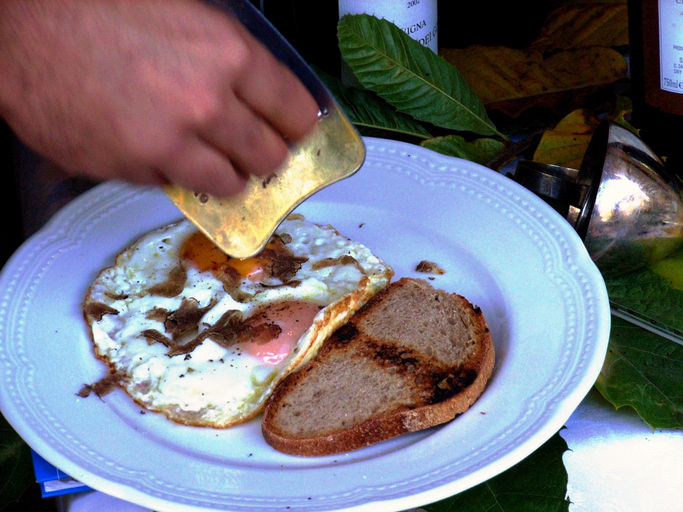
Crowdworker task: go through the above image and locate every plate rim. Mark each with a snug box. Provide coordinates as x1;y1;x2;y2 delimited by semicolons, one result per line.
0;137;611;511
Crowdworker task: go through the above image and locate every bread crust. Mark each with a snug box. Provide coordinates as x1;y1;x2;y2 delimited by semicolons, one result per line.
262;278;495;456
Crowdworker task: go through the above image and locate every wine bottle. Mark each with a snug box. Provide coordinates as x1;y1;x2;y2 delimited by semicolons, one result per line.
337;0;437;84
628;0;683;169
256;0;439;81
338;0;438;54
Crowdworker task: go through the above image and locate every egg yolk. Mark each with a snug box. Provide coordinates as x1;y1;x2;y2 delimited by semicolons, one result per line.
179;233;318;365
239;300;323;365
180;231;275;280
227;257;266;281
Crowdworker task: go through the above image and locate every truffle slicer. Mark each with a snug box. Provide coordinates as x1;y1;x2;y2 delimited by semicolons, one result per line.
163;0;365;259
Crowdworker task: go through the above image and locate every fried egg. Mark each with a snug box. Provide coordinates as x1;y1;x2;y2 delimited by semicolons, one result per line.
83;215;393;428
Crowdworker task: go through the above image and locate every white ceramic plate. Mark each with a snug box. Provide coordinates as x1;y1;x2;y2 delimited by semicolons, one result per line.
0;138;610;512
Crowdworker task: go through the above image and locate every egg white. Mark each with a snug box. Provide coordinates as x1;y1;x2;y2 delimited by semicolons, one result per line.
84;216;393;427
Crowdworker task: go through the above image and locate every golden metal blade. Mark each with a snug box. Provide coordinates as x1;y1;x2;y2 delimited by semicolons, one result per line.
164;104;365;258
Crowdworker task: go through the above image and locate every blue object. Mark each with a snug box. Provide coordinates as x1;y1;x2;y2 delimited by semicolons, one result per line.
31;450;91;498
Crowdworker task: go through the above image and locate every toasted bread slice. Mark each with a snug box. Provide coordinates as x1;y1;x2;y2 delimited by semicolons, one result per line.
261;277;495;456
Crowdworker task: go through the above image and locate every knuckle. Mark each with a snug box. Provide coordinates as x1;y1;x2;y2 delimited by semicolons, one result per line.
188;93;223;127
222;21;258;75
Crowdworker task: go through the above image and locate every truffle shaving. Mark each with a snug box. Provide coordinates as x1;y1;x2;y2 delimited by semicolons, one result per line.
146;307;169;322
78;371;126;398
164;297;216;339
141;329;173;347
83;301;119;321
235;322;282;345
262;236;308;282
312;255;365;274
148;263;188;297
216;265;244;295
415;260;446;275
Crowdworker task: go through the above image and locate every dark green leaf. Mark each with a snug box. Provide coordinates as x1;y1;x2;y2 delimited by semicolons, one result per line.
595;316;683;430
605;250;683;338
421;431;570;512
0;414;34;509
337;14;503;138
420;135;506;165
318;70;432;139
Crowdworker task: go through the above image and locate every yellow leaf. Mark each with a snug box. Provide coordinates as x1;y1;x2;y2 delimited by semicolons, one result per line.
441;46;540;105
532;109;601;169
440;45;627;117
530;2;629;53
608;95;640;136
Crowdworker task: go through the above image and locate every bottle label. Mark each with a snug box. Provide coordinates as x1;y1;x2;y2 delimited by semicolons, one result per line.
339;0;438;53
659;0;683;94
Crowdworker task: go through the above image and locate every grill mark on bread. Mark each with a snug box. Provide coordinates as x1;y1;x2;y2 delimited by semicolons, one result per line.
327;323;359;345
431;368;478;403
334;338;478;405
372;343;421;368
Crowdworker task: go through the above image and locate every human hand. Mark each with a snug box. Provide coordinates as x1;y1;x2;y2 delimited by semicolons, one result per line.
0;0;319;196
